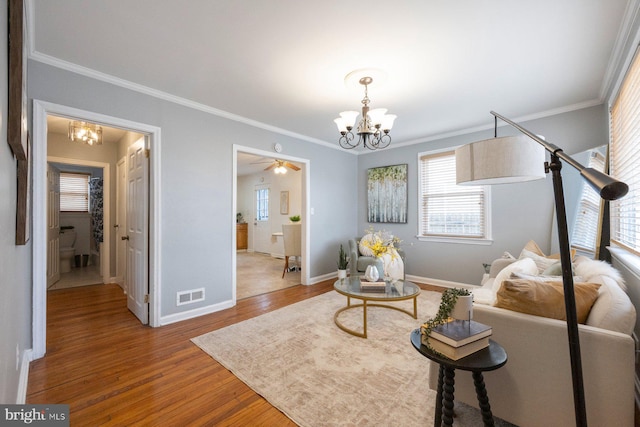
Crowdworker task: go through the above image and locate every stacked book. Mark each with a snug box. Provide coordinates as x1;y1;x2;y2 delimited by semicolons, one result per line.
359;278;386;292
421;319;492;360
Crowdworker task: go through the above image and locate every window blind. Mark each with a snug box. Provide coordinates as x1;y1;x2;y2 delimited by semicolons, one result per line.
610;49;640;254
60;172;89;212
418;151;487;238
571;152;605;253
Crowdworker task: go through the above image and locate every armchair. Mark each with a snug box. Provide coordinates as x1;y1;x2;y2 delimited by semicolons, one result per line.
348;237;405;279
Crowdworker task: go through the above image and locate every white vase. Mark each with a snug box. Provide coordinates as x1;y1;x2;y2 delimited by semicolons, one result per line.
337;269;347;279
364;265;379;282
451;294;473;320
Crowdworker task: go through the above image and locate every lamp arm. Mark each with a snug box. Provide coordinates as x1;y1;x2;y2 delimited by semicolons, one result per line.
490;111;628;201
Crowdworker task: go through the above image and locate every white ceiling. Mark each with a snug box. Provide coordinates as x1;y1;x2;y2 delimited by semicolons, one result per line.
31;0;634;149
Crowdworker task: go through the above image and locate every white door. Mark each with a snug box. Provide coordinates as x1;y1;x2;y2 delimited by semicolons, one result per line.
46;164;60;287
125;138;149;324
115;157;127;288
253;185;271;254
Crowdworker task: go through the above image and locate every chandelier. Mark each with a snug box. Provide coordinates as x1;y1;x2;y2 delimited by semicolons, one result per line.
334;75;396;150
68;121;103;146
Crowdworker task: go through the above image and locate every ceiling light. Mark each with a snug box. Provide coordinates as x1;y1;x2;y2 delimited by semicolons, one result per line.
68;121;103;146
334;74;396;150
274;165;287;174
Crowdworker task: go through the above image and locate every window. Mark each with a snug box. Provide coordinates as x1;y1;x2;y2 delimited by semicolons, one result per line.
60;172;90;212
610;50;640;254
418;150;490;242
571;151;605;254
256;188;269;221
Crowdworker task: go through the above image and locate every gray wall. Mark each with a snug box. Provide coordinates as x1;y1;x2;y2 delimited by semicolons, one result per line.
27;60;358;321
0;0;32;403
356;105;609;285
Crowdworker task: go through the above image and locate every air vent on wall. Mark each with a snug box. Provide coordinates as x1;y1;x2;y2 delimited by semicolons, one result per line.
176;288;205;306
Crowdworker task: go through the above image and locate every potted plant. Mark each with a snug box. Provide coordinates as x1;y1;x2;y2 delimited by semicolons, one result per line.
421;288;472;351
337;244;348;279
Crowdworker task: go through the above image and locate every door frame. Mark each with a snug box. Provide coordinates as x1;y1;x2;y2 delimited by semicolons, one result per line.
32;100;162;359
47;156;111;284
232;145;311;302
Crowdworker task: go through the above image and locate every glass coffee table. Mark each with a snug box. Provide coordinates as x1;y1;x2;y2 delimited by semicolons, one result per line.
333;276;420;338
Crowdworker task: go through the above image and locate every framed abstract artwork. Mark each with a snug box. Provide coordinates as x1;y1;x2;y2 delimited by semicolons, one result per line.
367;164;408;223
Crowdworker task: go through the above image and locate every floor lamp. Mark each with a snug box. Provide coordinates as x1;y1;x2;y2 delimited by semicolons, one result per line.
455;111;629;427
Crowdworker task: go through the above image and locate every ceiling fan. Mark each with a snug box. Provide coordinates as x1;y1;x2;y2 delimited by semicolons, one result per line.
263;159;300;173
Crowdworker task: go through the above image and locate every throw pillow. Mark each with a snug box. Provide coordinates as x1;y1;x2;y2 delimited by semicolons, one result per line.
358;234;375;257
519;248;558;274
574;259;626;291
495;279;601;323
542;261;563;276
492;257;538;294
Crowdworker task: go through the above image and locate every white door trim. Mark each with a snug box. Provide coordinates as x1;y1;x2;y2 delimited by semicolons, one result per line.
232;145;311;303
32;100;163;359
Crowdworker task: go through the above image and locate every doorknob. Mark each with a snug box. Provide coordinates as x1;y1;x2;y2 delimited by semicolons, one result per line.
121;235;130;240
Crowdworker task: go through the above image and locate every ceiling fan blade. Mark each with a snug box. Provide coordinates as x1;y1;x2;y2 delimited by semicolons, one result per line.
264;163;277;171
284;162;301;171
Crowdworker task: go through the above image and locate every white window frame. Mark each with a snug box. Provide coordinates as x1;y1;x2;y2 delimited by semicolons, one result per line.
417;147;492;245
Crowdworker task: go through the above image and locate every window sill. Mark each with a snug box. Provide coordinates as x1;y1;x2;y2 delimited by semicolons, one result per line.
416;235;493;245
608;245;640;279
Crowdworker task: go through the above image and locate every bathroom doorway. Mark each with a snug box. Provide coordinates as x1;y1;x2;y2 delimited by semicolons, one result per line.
233;145;310;301
32;100;162;359
46;156;109;290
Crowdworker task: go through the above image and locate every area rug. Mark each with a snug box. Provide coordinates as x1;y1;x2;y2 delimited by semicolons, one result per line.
192;290;514;426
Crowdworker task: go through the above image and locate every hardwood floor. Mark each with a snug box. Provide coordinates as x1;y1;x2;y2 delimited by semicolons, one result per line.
27;280;443;426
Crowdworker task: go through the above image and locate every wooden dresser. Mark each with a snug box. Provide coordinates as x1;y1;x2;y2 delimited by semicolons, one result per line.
236;223;248;250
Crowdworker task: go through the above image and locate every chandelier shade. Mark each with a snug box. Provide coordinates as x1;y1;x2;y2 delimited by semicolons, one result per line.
335;74;396;150
68;121;103;146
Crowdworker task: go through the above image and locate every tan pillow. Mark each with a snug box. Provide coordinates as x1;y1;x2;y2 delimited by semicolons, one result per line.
495;279;601;323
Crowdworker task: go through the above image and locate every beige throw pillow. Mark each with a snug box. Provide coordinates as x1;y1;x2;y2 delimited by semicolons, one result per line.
495;279;601;324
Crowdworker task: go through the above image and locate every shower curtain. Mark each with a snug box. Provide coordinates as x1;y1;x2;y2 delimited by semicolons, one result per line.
89;177;104;251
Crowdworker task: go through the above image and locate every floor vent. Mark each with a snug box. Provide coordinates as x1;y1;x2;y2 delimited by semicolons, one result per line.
176;288;205;306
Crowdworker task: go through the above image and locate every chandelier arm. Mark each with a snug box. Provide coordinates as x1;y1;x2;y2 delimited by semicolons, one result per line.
338;132;359;149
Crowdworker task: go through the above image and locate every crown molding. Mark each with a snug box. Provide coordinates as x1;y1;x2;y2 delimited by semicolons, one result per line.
27;49;347;152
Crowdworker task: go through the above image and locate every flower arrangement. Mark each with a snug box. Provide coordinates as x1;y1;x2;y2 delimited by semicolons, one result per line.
360;227;401;258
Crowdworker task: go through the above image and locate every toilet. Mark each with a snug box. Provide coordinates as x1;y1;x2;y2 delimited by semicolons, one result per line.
59;228;77;273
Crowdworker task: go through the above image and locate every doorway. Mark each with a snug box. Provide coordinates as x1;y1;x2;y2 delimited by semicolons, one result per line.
233;145;310;301
46;157;109;290
32;100;162;359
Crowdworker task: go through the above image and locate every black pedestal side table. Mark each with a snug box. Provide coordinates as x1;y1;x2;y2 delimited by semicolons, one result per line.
410;329;507;427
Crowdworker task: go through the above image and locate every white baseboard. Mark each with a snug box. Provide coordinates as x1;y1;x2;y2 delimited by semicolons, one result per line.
159;299;235;326
308;272;337;285
16;349;33;404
